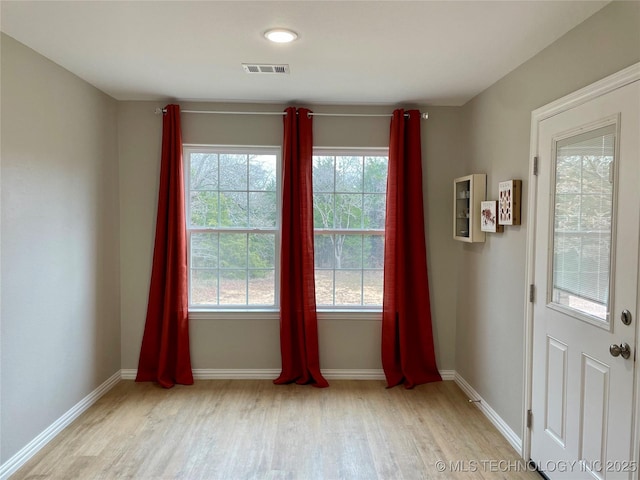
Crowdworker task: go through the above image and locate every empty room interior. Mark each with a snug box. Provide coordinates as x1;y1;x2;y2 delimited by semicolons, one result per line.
1;1;639;479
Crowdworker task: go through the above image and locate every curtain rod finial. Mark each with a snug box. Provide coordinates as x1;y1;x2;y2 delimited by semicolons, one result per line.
422;112;429;120
155;107;166;115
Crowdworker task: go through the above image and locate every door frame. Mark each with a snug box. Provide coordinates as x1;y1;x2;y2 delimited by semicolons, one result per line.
523;62;640;468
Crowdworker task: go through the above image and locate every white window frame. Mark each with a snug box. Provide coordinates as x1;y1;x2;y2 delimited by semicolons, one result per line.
312;147;389;316
184;145;282;318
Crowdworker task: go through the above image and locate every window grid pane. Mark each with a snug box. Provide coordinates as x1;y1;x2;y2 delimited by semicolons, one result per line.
186;148;279;309
551;125;615;320
313;150;388;308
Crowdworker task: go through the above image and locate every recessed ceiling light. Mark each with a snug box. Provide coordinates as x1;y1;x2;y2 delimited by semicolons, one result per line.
264;28;298;43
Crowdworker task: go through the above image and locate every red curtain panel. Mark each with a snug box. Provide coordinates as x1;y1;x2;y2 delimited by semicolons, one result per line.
274;107;329;388
382;109;441;389
136;104;194;388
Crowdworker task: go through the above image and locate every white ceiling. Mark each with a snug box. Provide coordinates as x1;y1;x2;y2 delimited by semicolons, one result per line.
1;1;609;106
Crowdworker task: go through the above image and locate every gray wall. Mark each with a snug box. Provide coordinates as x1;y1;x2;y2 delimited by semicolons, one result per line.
0;34;121;462
456;0;640;435
118;102;462;373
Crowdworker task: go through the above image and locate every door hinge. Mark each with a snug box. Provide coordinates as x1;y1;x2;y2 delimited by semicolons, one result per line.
533;156;539;176
529;284;535;303
527;409;533;429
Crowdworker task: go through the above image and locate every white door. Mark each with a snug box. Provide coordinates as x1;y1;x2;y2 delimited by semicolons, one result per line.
530;78;640;479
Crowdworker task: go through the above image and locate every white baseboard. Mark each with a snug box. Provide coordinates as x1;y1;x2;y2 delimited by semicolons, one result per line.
120;368;137;380
439;369;456;381
0;371;121;480
454;372;522;455
122;368;455;381
121;368;279;380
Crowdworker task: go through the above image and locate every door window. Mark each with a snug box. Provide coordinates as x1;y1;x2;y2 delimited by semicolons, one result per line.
550;124;616;322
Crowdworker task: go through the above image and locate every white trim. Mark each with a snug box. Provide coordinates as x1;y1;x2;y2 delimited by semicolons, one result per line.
122;368;455;381
524;62;640;464
183;144;283;311
189;311;280;321
0;371;121;480
454;373;522;455
121;369;137;380
195;369;280;380
188;310;383;321
323;369;385;380
123;369;288;380
530;62;640;124
317;311;382;321
439;370;456;381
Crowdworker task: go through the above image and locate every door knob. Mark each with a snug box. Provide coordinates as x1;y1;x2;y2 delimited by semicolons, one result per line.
609;343;631;359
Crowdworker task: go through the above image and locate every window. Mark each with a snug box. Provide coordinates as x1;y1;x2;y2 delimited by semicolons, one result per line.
551;125;615;321
185;146;280;310
312;149;389;309
185;146;388;314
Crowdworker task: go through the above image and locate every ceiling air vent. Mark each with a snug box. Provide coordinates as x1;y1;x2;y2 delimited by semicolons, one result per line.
242;64;290;74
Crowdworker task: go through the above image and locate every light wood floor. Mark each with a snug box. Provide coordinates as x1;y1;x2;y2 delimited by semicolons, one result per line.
12;380;541;479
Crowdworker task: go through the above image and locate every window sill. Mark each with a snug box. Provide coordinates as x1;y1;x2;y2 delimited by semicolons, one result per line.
317;310;382;321
188;309;382;321
189;310;280;321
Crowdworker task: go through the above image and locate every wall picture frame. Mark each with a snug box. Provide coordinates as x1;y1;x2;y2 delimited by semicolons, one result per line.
480;200;503;232
498;179;522;225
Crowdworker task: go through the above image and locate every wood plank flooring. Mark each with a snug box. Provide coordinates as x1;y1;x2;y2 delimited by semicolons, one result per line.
12;380;541;479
